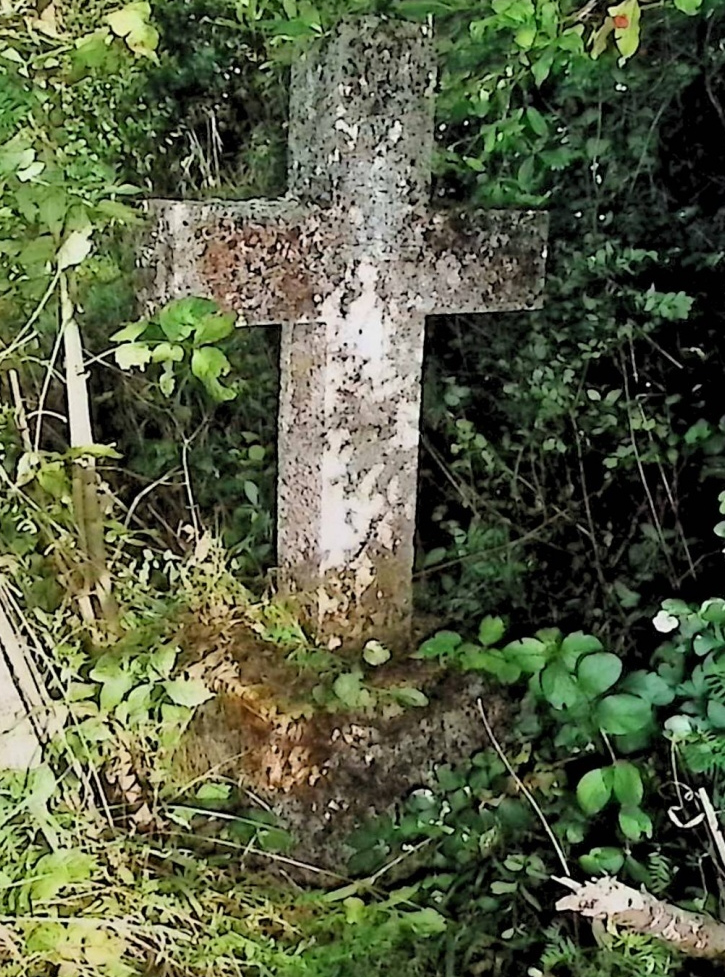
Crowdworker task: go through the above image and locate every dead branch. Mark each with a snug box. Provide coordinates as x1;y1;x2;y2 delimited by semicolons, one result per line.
555;876;725;960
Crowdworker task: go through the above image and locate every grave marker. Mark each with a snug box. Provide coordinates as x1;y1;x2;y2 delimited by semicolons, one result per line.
145;17;548;647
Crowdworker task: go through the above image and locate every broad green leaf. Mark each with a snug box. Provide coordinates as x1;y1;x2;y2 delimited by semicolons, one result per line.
150;342;184;364
57;226;93;269
415;630;462;660
560;631;603;669
596;694;652;735
106;2;151;37
196;783;231;802
618;805;653;841
248;444;266;462
402;907;447;935
674;0;702;14
164;678;213;708
461;647;521;683
148;645;178;678
501;637;548;673
621;670;675;706
576;767;613;815
363;640;391;666
191;346;237;401
114;343;151;371
612;761;643;806
577;652;622;697
333;672;366;708
579;846;624;876
707;699;725;729
194;312;236;345
541;661;580;709
110;319;148;343
478;615;505;647
608;0;641;60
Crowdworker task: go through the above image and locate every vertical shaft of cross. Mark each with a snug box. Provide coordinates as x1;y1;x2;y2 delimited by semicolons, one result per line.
278;19;437;648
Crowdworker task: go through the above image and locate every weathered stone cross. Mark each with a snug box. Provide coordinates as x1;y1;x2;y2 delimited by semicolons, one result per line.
146;17;547;649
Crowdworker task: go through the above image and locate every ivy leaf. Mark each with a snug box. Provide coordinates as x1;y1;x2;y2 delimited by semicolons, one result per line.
577;652;622;698
576;767;613;815
596;694;652;735
57;226;93;270
164;678;213;708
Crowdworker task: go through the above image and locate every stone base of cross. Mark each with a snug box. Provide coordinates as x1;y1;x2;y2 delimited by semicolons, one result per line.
144;17;547;649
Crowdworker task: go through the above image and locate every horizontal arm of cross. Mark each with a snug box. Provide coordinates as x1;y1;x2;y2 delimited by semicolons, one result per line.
412;209;548;316
143;199;343;325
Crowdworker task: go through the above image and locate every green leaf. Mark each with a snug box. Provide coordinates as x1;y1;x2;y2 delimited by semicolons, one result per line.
579;847;624;876
158;298;210;342
577;652;622;698
541;661;580;709
363;641;391;666
560;632;603;669
164;678;213;708
501;637;548;673
621;670;675;706
478;615;505;647
415;631;462;660
194;312;236;345
110;319;148;343
618;805;653;841
57;226;93;269
707;699;725;729
613;761;643;806
196;783;231;802
191;346;237;401
148;645;178;679
333;672;367;708
576;767;613;815
243;480;259;505
674;0;702;14
608;0;641;59
596;694;652;735
150;342;184;364
461;647;521;683
248;444;266;462
525;106;548;137
391;687;429;708
114;343;151;371
107;2;151;37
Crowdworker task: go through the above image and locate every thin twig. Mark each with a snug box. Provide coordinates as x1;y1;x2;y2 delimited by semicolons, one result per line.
476;699;571;877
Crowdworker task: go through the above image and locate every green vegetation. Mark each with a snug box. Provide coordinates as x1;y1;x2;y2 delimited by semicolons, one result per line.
2;0;725;973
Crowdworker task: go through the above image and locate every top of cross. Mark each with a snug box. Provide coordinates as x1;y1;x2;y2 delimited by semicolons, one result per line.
288;17;437;225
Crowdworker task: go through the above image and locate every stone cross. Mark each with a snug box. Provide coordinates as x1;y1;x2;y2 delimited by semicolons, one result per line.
145;17;547;649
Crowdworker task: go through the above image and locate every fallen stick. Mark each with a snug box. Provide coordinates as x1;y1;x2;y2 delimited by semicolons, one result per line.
555;876;725;960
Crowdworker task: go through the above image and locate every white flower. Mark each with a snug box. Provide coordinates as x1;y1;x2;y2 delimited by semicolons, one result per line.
653;610;679;634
